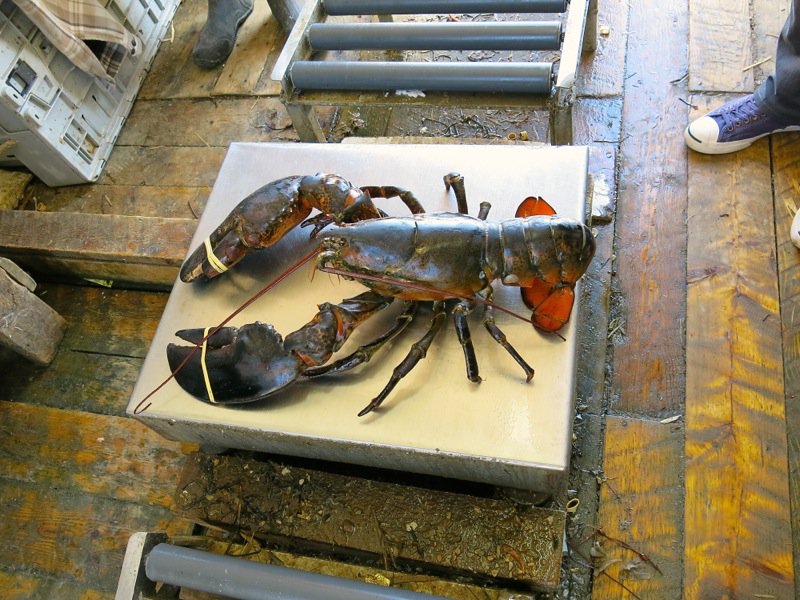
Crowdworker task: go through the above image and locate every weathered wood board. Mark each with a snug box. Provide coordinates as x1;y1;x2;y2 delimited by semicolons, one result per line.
591;416;684;599
0;401;194;597
688;0;754;92
611;0;687;417
772;132;800;594
685;100;794;598
0;211;195;287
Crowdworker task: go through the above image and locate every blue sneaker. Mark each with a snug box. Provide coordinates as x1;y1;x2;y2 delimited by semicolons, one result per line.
684;94;800;154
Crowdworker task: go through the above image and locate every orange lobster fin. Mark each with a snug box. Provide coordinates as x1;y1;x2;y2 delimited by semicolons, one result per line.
515;195;557;218
522;280;575;332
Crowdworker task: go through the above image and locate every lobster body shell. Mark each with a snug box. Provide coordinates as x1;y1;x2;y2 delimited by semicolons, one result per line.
319;212;595;302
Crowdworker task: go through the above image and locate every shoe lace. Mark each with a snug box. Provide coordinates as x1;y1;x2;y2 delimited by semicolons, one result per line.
717;97;767;132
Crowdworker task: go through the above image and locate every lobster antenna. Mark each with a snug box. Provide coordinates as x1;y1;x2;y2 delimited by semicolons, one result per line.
318;265;533;324
132;247;320;415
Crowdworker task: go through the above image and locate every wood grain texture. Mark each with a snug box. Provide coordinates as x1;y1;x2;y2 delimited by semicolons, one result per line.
0;210;195;286
0;401;194;597
685;100;794;598
0;401;193;507
772;132;800;596
610;0;687;416
0;481;186;595
118;97;297;147
688;0;754;92
575;0;628;98
591;416;684;600
100;145;227;187
178;452;565;591
22;183;210;219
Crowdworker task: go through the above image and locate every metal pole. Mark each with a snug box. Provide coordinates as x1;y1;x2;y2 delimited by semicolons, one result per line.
290;61;553;93
308;22;562;51
323;0;569;14
145;543;444;600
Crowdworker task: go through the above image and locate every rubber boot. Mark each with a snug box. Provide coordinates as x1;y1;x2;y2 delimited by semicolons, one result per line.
192;0;254;69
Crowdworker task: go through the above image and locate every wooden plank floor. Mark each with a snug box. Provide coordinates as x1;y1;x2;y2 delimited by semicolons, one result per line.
0;0;799;598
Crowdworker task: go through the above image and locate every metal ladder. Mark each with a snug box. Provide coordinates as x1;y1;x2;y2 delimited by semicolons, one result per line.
270;0;598;144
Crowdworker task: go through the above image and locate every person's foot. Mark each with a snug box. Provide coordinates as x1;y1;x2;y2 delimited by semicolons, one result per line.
192;0;254;69
684;94;800;154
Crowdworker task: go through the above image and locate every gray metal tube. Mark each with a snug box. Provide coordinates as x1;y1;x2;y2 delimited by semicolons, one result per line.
323;0;569;14
308;22;562;51
145;543;442;600
290;61;553;94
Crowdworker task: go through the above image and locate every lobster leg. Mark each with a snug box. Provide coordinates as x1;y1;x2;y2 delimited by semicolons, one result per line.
452;301;482;383
303;301;418;378
358;301;449;417
359;185;425;215
443;172;468;214
482;305;535;382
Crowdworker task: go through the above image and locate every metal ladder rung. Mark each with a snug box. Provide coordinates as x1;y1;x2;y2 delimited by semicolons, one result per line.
289;60;554;94
307;21;563;51
322;0;568;15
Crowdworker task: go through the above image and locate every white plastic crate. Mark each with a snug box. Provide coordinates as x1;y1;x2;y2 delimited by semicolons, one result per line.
0;0;179;186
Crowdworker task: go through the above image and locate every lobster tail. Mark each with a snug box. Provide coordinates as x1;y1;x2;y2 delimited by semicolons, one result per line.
511;196;595;333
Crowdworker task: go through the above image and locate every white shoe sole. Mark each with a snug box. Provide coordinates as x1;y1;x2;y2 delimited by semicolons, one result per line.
791;208;800;250
684;123;800;155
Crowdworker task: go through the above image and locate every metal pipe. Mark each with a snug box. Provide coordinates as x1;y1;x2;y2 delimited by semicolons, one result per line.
145;543;443;600
290;61;553;94
323;0;569;14
308;22;562;51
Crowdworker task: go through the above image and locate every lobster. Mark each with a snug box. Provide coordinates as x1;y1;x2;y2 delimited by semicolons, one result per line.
163;173;595;417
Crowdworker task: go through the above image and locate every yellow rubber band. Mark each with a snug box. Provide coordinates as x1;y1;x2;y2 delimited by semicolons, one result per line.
201;326;217;404
204;237;228;274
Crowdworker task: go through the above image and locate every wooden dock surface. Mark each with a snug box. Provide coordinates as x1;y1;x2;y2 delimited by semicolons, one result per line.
0;0;798;598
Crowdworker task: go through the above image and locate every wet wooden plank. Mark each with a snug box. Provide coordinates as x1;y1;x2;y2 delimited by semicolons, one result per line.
590;416;683;599
137;0;223;99
576;0;627;97
611;0;687;416
562;222;614;599
0;401;193;597
0;568;106;600
688;0;753;92
0;480;189;596
177;452;565;592
0;401;193;508
684;99;794;598
772;132;800;595
0;210;195;287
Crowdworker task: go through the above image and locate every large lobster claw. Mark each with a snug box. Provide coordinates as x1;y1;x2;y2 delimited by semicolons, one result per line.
166;323;301;404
